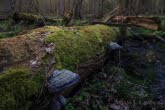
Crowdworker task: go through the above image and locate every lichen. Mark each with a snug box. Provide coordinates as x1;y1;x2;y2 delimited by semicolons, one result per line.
0;68;43;110
45;25;119;71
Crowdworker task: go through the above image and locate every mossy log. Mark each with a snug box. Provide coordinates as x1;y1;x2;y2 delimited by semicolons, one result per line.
0;25;119;110
13;13;61;24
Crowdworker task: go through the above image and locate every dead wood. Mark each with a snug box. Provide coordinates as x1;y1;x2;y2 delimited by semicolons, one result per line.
92;16;161;30
102;6;119;23
12;12;61;24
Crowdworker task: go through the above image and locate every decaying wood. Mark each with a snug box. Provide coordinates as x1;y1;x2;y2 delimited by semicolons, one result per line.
0;25;119;81
0;26;120;110
102;6;119;23
12;13;61;24
113;16;160;30
93;16;161;30
62;11;73;26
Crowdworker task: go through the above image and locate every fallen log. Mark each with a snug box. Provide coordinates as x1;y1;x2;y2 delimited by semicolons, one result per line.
13;13;62;24
0;25;120;110
93;16;161;30
119;16;161;30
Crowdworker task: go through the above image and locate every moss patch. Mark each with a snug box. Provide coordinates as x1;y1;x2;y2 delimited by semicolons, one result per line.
0;68;42;110
0;25;119;110
45;25;119;71
0;25;119;71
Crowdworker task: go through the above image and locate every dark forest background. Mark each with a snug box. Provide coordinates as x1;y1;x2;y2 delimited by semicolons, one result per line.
0;0;165;19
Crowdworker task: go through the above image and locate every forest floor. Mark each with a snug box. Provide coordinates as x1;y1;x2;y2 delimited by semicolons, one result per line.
65;37;165;110
0;20;40;39
0;20;165;110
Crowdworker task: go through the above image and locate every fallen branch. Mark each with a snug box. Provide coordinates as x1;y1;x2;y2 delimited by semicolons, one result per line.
93;16;161;30
154;34;165;43
102;6;119;23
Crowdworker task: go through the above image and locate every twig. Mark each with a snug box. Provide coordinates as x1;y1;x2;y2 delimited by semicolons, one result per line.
154;34;165;43
127;28;144;40
38;13;47;26
102;6;119;23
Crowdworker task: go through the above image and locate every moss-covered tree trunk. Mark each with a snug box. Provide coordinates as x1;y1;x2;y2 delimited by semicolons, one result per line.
12;13;61;24
0;25;119;110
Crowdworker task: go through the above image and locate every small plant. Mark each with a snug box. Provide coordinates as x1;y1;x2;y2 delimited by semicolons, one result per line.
65;103;74;110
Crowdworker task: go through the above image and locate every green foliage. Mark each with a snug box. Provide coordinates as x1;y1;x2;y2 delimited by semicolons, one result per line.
107;66;153;101
99;106;109;110
0;20;41;39
128;24;165;38
158;42;165;49
0;20;11;31
45;25;119;71
65;103;74;110
0;20;22;39
72;19;89;26
161;19;165;31
0;68;42;110
0;31;19;39
128;27;154;36
154;31;165;36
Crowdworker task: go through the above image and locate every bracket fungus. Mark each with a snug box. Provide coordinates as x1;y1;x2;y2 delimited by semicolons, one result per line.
47;69;80;93
47;69;80;110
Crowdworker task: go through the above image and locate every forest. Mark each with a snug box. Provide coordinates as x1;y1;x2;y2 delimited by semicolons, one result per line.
0;0;165;110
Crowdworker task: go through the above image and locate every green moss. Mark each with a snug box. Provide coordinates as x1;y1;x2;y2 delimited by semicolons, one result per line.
45;25;119;71
0;25;119;109
0;20;11;31
0;68;42;110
